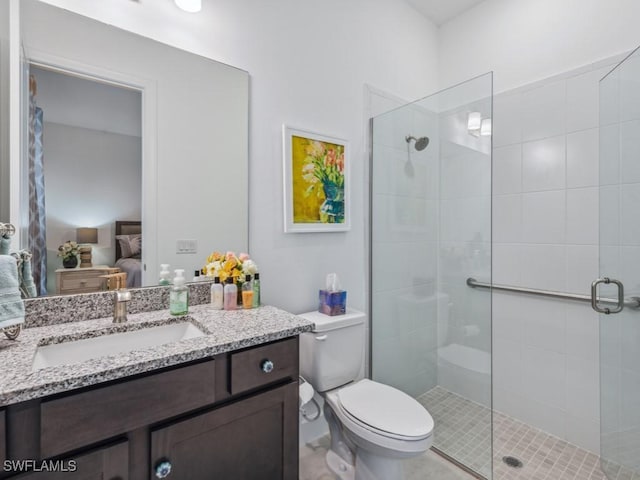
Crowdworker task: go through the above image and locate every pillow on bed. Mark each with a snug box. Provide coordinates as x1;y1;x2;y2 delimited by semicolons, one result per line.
116;234;142;259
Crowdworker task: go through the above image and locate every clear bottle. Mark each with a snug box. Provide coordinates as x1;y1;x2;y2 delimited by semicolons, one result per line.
223;277;237;310
210;276;224;310
158;264;171;286
169;269;189;315
242;274;253;309
252;272;261;308
192;270;201;282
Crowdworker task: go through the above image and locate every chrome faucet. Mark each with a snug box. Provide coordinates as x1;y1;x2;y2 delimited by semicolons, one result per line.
113;289;132;323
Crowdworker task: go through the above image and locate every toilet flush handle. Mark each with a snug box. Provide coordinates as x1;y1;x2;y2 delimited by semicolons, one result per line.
315;335;328;341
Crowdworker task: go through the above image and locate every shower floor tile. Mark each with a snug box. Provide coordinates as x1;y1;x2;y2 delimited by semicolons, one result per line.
419;386;640;480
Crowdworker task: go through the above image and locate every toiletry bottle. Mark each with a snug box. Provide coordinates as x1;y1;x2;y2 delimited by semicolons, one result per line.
242;274;253;309
170;269;189;315
252;272;261;308
223;277;237;310
159;264;171;286
192;270;201;282
211;277;223;309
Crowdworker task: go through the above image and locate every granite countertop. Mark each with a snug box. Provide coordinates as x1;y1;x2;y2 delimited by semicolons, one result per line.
0;305;313;406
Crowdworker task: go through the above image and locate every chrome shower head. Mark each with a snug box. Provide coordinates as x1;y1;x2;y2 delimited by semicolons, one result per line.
405;135;429;151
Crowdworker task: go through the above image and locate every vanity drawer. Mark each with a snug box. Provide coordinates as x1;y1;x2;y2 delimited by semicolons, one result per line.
59;274;104;292
40;359;216;459
230;337;298;395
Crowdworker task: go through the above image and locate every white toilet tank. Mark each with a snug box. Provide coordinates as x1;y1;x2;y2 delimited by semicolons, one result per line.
298;309;366;393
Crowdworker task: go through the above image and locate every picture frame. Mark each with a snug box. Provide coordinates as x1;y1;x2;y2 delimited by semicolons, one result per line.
282;125;350;233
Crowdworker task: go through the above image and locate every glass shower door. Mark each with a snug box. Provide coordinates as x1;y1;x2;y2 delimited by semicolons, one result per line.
370;73;493;478
599;46;640;478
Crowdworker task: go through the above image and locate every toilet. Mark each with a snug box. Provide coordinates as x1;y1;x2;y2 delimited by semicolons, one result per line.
299;309;434;480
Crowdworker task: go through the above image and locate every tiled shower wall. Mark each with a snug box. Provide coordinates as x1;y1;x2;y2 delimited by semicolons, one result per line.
492;59;619;454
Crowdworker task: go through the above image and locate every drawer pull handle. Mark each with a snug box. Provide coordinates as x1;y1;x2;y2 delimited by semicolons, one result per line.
315;335;328;341
155;460;172;478
261;359;274;373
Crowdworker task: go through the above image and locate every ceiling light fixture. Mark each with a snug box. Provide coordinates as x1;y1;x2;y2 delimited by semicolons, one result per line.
175;0;201;13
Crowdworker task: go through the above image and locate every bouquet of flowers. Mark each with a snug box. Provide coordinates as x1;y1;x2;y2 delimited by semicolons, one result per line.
203;251;258;283
57;241;79;260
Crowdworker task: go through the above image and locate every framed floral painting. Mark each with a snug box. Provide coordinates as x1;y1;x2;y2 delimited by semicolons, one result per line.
283;125;350;233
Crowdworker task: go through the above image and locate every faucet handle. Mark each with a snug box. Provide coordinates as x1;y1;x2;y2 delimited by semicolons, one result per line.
113;289;132;323
115;289;132;303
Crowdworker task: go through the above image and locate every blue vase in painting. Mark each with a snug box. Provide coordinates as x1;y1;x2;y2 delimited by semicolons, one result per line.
320;181;344;224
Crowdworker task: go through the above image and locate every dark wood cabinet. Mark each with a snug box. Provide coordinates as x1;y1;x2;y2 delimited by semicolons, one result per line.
1;337;299;480
13;441;128;480
151;382;298;480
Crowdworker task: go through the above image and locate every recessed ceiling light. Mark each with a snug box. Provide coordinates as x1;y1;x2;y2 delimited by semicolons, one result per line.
175;0;201;13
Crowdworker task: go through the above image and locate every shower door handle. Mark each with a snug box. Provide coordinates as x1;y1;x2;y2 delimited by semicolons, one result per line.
591;277;624;314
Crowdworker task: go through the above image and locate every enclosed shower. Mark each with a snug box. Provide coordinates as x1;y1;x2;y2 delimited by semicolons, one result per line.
370;73;493;478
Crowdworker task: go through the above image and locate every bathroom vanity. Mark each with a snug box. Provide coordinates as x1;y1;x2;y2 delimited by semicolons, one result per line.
0;300;312;480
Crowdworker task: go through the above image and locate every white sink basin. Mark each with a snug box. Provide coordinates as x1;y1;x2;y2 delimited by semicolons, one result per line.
32;322;205;370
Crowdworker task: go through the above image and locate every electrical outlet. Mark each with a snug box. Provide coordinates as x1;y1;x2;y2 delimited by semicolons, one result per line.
176;239;197;254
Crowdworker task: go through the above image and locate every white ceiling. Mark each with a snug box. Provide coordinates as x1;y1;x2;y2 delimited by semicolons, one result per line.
405;0;487;26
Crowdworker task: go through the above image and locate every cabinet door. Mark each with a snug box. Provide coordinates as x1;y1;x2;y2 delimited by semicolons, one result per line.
11;440;128;479
151;382;298;480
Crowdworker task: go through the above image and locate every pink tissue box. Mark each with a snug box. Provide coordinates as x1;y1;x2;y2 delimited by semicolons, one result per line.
319;289;347;316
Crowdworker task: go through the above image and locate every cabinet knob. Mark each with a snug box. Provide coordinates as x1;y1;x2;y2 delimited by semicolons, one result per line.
155;460;172;478
261;359;274;373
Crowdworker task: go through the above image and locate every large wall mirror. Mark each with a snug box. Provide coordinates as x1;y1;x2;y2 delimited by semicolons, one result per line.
2;0;249;297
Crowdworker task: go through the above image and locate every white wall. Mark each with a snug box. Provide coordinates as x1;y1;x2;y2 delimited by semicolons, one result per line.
43;122;141;293
37;0;440;314
439;0;640;93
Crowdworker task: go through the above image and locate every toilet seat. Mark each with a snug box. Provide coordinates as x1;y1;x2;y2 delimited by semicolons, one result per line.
326;379;433;443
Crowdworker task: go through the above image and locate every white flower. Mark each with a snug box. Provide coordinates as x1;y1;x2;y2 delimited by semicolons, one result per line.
242;259;258;275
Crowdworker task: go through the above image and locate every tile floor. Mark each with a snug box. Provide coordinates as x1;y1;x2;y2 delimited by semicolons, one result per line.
419;386;640;480
299;435;477;480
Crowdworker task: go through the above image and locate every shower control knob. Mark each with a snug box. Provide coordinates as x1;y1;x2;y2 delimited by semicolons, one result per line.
155;460;172;478
261;359;274;373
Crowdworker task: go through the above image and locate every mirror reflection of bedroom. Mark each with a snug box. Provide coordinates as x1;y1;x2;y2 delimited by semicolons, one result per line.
28;65;142;296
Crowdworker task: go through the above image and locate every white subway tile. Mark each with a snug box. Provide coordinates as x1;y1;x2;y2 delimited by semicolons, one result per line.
566;245;598;295
493;244;523;286
522;136;566;192
522;345;566;410
493;194;522;243
621;183;640;246
565;302;599;362
522;190;566;244
494;336;523;394
565;414;601;455
567;129;599;188
566;187;598;245
521;296;566;353
566;355;600;420
620;120;640;184
493;144;522;194
492;291;522;343
520;244;566;292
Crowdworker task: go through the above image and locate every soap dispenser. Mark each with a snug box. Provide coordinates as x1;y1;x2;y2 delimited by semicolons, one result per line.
159;264;171;286
170;269;189;315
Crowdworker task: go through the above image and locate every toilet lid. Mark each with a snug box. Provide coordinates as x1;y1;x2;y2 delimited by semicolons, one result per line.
338;379;434;439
